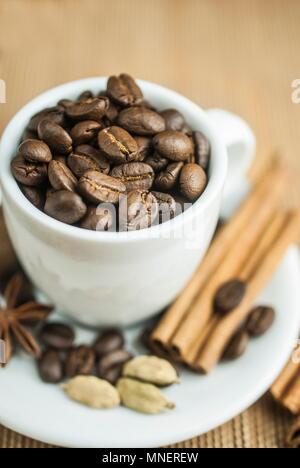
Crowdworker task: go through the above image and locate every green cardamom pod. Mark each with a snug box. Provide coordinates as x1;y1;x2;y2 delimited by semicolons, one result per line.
62;375;120;409
123;355;180;386
117;377;175;414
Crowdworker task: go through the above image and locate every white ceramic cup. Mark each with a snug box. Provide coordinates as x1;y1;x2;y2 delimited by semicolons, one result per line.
0;78;255;327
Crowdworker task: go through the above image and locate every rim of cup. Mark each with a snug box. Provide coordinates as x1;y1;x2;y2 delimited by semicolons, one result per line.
0;77;227;244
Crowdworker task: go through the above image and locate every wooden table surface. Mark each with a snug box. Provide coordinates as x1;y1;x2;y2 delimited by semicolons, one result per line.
0;0;299;448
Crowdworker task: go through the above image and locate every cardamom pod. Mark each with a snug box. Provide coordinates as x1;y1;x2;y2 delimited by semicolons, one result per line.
123;355;180;386
61;375;120;409
117;377;175;414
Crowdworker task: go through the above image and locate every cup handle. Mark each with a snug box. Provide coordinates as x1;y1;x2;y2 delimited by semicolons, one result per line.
207;108;256;203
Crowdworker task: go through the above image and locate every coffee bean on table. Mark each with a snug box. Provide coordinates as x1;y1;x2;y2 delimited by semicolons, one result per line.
70;120;102;146
80;206;114;231
160;109;186;132
11;155;48;186
214;279;247;314
45;190;87;224
48;160;77;192
154;162;183;192
152;191;176;223
65;345;95;378
94;329;125;357
38;120;73;155
38;349;64;383
97;349;132;377
223;330;249;360
134;136;152;160
98;126;139;164
21;185;45;210
111;162;154;191
246;306;275;336
19;139;52;163
107;73;143;107
119;190;158;231
193;131;211;171
179;163;207;201
71;144;110;176
66;97;109;122
145;153;169;173
153;130;194;162
39;322;75;350
28;105;66;132
118;107;166;136
78;171;126;204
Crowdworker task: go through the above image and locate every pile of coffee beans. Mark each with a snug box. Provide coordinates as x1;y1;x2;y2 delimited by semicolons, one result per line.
11;73;210;231
37;322;132;384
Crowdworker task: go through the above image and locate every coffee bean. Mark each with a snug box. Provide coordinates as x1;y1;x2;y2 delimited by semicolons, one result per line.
21;185;45;210
111;162;154;191
134;135;152;160
97;349;132;377
94;329;125;357
98;126;139;164
11;154;47;186
118;107;165;136
77;90;94;101
53;154;67;165
100;364;123;385
48;160;77;192
45;190;87;224
119;190;158;231
152;191;176;223
172;192;192;215
107;73;143;107
179;163;207;201
214;279;247;314
153;130;194;162
145;153;169;173
73;144;110;176
223;330;249;360
70;120;102;146
58;99;74;109
246;306;275;336
39;322;75;350
193;131;210;171
19;139;52;163
78;171;126;204
160;109;186;132
80;206;114;231
65;345;95;378
38;120;73;155
155;162;183;192
20;128;38;143
38;349;64;383
66;97;109;122
28;105;66;132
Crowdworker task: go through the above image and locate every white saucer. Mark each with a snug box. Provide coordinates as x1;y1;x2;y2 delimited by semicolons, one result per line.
0;246;299;447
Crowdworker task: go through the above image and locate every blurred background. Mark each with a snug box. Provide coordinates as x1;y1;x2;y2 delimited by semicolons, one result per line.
0;0;299;448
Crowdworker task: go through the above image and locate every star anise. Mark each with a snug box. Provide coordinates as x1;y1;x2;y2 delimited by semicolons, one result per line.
0;272;52;366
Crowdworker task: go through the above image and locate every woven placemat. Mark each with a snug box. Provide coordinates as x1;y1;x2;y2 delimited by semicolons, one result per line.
0;393;293;448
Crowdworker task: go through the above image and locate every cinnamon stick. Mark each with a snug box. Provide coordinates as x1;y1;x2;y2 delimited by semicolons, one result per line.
286;416;300;448
151;165;284;347
195;211;300;373
170;175;287;361
185;211;286;364
271;359;300;401
282;377;300;414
